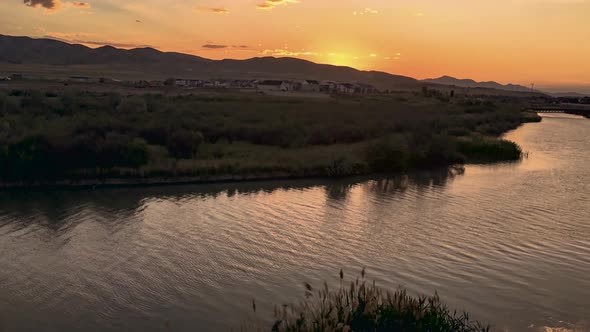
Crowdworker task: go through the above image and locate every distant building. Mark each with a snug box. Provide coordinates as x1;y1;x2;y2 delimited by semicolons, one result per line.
300;80;321;92
337;83;356;94
257;80;293;92
174;78;202;88
355;83;378;95
69;76;91;83
335;82;378;95
229;79;257;89
133;80;151;88
320;81;338;93
0;76;11;81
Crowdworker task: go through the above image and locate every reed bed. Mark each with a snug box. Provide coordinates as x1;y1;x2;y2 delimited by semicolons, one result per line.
256;269;489;332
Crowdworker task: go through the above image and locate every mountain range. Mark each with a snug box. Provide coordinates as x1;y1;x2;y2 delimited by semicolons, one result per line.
422;75;536;93
0;34;539;94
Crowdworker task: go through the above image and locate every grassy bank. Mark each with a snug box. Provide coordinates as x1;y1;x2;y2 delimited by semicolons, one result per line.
249;270;488;332
0;88;539;186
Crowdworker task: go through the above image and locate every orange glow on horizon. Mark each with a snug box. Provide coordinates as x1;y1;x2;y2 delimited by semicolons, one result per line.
1;0;589;88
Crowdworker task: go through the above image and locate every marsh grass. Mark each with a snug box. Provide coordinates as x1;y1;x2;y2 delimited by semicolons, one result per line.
0;89;534;183
260;270;489;332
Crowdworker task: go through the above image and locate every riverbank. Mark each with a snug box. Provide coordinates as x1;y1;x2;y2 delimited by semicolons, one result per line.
0;88;540;188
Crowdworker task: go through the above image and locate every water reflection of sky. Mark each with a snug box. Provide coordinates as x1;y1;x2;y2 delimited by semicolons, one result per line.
0;116;589;332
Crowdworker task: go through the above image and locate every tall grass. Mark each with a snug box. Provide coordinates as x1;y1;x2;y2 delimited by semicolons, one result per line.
0;88;534;183
265;270;489;332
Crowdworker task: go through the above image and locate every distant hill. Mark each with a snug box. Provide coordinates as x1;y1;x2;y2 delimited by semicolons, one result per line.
549;92;588;98
0;35;418;90
422;75;537;93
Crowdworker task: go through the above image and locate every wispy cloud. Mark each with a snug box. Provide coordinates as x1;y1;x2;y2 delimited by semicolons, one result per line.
197;6;229;14
202;44;228;49
70;2;90;8
45;32;152;48
202;44;251;49
257;0;299;10
353;8;379;15
24;0;61;10
24;0;91;11
261;49;316;57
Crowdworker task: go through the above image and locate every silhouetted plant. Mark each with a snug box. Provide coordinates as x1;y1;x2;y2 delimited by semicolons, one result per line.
268;270;489;332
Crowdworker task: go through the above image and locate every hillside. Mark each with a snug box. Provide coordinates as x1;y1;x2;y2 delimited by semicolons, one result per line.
0;35;418;90
423;75;536;93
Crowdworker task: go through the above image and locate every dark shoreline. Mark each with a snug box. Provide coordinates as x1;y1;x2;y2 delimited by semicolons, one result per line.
0;167;466;191
0;164;482;191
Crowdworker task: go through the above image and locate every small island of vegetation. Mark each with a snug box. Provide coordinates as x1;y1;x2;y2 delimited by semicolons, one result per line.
0;87;541;187
249;270;489;332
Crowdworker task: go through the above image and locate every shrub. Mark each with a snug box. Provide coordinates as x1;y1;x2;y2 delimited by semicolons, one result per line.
457;138;522;162
167;130;204;159
364;136;410;172
116;97;147;113
267;270;489;332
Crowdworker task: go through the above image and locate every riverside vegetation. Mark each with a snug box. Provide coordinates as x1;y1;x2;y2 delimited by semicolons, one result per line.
250;269;488;332
0;88;541;185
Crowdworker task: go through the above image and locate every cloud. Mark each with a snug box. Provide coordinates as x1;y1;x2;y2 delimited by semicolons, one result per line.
45;33;152;48
353;8;379;15
257;0;299;10
202;44;228;49
261;49;316;57
24;0;61;10
24;0;91;11
70;2;90;8
202;44;251;50
197;6;229;14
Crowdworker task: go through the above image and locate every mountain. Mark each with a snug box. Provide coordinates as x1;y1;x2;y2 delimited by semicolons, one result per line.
0;35;211;65
0;35;418;90
549;92;588;98
422;75;536;93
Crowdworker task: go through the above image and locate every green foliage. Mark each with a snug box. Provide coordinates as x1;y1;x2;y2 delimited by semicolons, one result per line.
167;130;204;159
457;138;522;162
116;96;147;113
268;271;489;332
364;136;410;172
0;88;530;183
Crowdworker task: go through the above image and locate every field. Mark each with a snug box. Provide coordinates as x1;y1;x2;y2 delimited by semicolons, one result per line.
0;83;541;186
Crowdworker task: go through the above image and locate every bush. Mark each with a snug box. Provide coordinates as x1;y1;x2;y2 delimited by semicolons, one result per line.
97;134;149;168
267;270;489;332
364;136;410;172
116;97;147;113
457;138;522;162
167;130;204;159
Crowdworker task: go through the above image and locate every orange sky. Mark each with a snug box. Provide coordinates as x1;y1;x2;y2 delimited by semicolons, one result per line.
1;0;589;88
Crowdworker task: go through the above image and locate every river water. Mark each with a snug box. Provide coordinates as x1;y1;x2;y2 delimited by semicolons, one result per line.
0;114;589;332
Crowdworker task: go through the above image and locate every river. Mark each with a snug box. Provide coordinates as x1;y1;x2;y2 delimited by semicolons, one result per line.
0;114;588;332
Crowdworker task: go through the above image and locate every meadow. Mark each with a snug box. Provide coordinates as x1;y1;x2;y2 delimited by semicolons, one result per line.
0;87;540;185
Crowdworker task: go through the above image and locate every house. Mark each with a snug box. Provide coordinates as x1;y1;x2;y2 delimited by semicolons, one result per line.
300;80;321;92
320;81;337;93
174;78;203;88
257;80;294;92
355;83;378;95
214;80;229;88
69;76;91;83
280;81;294;91
334;82;378;95
337;83;356;94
